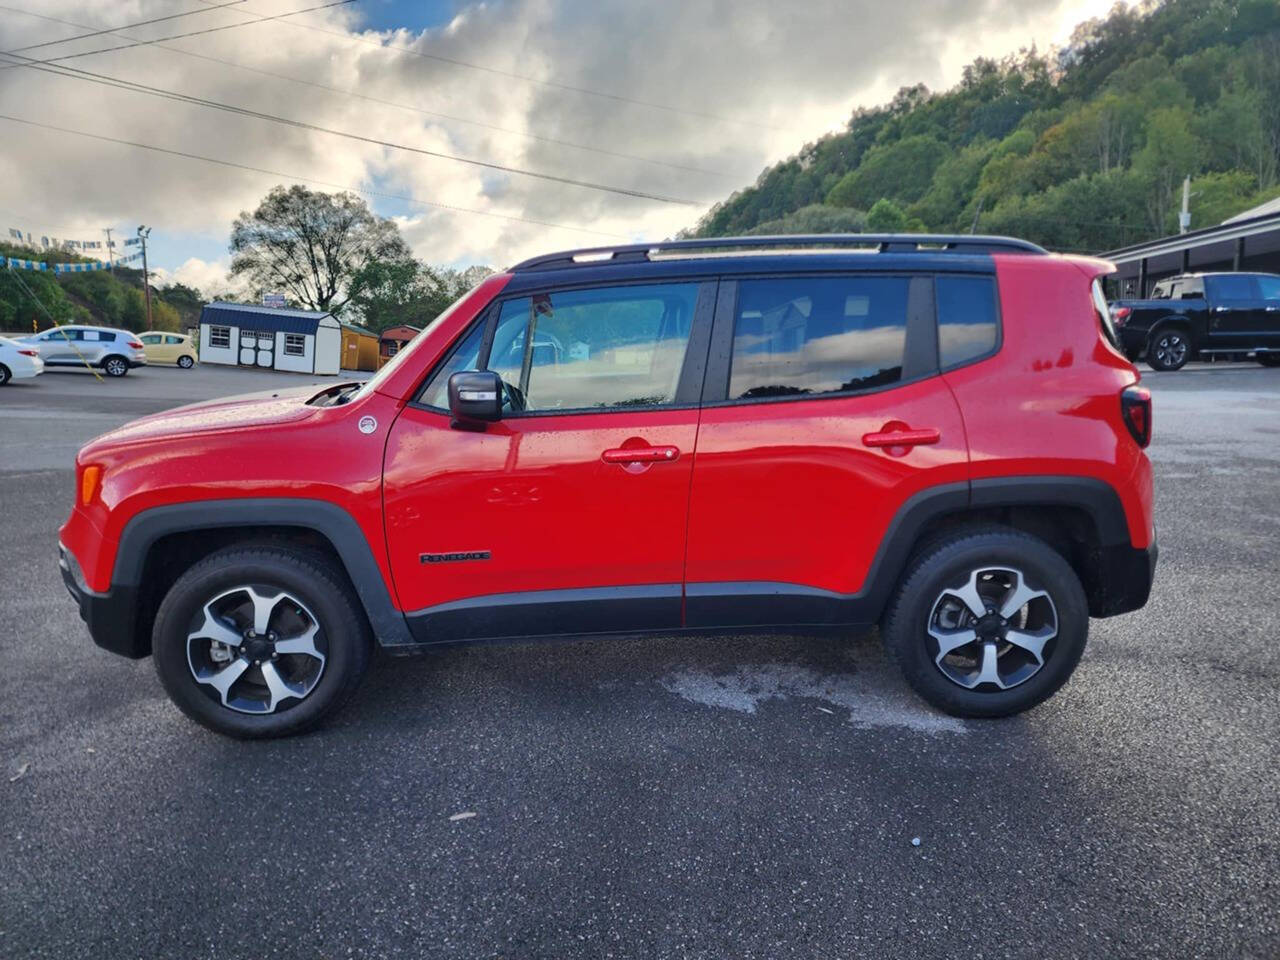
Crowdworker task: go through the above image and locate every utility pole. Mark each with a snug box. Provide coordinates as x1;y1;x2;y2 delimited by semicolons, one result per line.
1179;175;1192;234
137;225;153;330
103;227;114;270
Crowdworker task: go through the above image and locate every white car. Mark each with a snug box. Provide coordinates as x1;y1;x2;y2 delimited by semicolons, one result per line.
0;335;45;384
20;324;147;377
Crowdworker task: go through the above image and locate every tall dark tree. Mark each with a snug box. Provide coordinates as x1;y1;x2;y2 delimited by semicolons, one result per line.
229;185;410;313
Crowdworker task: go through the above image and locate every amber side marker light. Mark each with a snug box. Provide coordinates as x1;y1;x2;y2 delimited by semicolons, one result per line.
80;465;102;506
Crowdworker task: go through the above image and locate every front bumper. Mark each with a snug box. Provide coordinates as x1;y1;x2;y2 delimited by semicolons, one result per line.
59;543;146;658
1091;535;1158;617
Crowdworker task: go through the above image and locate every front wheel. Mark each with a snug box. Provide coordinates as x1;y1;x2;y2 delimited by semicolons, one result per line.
102;355;129;377
1146;329;1190;371
177;354;195;369
881;527;1089;718
152;545;372;738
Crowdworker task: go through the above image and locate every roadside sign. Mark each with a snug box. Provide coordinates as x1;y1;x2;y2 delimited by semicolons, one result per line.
262;293;286;308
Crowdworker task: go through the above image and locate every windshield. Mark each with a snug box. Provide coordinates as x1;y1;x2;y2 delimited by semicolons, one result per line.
349;283;485;401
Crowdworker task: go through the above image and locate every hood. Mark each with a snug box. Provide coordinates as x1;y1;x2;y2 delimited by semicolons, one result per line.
84;383;330;451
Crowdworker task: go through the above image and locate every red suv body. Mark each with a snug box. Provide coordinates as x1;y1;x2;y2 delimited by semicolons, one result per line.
59;235;1155;738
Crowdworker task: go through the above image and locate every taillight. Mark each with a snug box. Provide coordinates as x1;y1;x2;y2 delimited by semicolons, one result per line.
79;464;102;506
1111;306;1132;326
1120;385;1151;448
18;348;37;356
127;340;143;349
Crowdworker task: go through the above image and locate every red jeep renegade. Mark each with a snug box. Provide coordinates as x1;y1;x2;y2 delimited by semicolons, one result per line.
59;234;1156;738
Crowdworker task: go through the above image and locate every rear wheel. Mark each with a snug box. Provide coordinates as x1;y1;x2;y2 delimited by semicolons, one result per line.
881;527;1089;718
1146;329;1190;371
0;364;10;385
177;354;195;369
1258;352;1280;368
102;355;129;377
152;545;372;738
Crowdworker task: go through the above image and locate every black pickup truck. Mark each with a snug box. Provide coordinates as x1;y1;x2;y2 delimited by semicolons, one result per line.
1109;271;1280;370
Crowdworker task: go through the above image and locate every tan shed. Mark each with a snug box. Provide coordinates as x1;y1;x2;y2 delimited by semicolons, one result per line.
339;322;379;372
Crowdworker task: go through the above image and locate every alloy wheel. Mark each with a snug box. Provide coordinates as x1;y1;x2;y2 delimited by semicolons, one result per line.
186;585;327;715
1153;332;1187;369
926;566;1059;691
104;357;128;377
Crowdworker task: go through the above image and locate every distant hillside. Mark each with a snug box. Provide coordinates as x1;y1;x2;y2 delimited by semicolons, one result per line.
687;0;1280;252
0;242;200;334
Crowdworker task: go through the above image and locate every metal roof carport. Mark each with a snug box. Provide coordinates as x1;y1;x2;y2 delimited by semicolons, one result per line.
1102;210;1280;297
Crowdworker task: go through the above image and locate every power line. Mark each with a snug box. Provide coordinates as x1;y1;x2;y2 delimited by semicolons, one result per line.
0;113;630;240
193;0;784;132
0;52;704;205
0;4;728;179
0;0;356;71
0;0;248;54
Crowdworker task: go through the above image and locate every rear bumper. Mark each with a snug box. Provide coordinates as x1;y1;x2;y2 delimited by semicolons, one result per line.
129;355;148;368
59;542;146;658
1091;534;1158;617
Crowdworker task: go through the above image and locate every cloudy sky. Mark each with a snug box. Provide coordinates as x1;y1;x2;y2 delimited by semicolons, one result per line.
0;0;1118;294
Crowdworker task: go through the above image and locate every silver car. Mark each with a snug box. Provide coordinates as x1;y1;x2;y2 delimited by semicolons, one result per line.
22;325;147;378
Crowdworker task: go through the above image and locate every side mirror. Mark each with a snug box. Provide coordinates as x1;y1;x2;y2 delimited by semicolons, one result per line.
448;370;503;425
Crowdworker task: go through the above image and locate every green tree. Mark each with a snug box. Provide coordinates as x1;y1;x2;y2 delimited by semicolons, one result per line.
347;260;495;333
826;135;949;209
743;204;868;235
1133;106;1204;232
911;138;998;230
866;199;908;232
229;185;410;313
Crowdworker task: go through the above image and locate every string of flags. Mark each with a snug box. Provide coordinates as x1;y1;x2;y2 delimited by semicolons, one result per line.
2;251;144;273
6;228;140;251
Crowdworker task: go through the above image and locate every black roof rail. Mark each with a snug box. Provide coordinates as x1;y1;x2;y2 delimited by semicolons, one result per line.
509;233;1048;271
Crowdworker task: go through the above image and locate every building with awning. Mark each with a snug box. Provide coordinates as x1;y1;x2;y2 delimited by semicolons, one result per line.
1102;198;1280;297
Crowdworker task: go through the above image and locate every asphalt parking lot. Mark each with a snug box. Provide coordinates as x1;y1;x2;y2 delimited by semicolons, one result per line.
1;363;1277;959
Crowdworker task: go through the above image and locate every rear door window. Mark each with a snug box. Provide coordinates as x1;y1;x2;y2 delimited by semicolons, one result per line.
727;275;909;399
935;274;998;367
1256;276;1280;301
1207;275;1259;301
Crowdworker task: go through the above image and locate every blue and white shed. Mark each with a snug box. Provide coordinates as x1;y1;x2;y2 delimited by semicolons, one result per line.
197;302;343;375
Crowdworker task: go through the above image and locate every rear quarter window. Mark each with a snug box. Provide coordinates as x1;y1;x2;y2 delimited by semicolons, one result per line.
935;274;998;367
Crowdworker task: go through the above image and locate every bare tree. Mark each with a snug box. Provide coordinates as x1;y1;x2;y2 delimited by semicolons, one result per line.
229;185;411;313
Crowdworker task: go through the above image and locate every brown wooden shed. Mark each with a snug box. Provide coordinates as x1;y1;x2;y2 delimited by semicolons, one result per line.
378;324;421;367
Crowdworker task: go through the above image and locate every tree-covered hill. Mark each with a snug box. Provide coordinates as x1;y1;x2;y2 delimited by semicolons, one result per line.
687;0;1280;252
1;241;195;334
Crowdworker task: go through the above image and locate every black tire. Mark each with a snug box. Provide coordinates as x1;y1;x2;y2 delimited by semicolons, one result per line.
152;544;372;739
177;354;195;369
1146;328;1190;371
881;526;1089;719
101;354;129;377
0;363;10;386
1258;353;1280;368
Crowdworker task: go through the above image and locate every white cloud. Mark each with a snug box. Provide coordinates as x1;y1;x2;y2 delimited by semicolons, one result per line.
0;0;1119;272
150;256;236;297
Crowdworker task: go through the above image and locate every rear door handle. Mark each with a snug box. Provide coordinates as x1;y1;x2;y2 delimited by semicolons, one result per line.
862;427;941;448
602;445;680;464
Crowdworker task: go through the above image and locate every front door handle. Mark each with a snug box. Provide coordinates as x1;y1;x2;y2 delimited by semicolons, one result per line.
602;445;680;464
862;427;941;449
